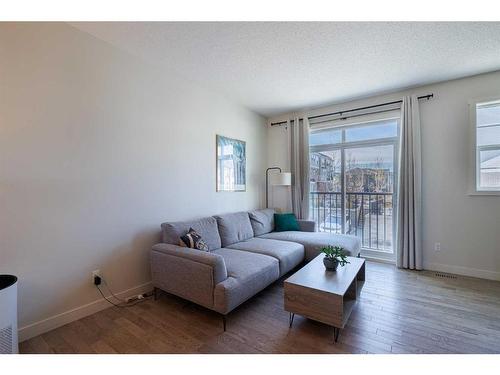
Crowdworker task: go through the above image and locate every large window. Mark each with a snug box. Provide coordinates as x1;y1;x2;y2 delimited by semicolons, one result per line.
473;99;500;192
309;115;399;258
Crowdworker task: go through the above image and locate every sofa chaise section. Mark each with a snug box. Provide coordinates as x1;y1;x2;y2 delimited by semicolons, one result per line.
248;208;361;261
258;231;361;261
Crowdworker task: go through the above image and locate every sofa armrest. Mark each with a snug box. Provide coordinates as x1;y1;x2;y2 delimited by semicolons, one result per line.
151;243;227;283
297;219;316;232
150;243;228;309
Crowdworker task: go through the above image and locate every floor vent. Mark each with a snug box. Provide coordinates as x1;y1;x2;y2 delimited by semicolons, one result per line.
435;272;458;279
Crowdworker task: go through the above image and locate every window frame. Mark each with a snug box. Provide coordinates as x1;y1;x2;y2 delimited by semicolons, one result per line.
469;97;500;195
309;113;401;261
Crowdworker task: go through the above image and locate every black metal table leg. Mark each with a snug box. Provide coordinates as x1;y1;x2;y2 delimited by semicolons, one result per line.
289;313;295;328
333;327;340;343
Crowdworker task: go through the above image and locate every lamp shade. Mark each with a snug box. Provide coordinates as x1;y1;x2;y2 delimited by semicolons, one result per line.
270;172;292;186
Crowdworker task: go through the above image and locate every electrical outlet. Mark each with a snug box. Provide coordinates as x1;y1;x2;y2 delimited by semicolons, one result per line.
92;269;102;284
434;242;441;252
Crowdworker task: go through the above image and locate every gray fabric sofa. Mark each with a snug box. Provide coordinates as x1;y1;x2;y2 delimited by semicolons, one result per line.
150;208;360;329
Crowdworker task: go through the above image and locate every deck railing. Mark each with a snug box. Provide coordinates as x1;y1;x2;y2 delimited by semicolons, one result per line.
310;191;394;252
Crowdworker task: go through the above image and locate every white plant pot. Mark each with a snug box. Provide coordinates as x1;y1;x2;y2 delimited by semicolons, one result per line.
0;275;18;354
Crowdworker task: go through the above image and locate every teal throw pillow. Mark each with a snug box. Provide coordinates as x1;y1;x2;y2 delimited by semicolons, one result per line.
274;213;300;232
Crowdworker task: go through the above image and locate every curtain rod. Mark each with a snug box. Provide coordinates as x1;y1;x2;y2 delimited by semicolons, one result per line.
270;94;433;126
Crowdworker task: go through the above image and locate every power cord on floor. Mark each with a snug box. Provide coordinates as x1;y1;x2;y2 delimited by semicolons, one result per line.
94;275;152;308
101;278;127;303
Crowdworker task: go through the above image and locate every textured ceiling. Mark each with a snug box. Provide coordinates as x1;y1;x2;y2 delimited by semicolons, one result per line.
71;22;500;117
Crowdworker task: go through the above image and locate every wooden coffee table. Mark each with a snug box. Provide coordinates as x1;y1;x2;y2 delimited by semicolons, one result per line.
284;255;365;342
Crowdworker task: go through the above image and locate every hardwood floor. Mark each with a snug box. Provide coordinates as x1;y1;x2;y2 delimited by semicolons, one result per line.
19;261;500;354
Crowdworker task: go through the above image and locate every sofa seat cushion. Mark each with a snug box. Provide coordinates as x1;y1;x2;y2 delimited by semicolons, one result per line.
212;248;279;314
214;212;255;247
226;238;304;277
258;231;361;261
161;216;221;250
248;208;275;236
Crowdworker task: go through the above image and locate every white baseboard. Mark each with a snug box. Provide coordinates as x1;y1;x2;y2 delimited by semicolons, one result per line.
18;281;153;342
362;255;396;265
423;262;500;281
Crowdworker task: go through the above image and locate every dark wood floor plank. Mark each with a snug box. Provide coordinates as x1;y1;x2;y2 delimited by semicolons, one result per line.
40;328;76;354
27;335;52;354
18;340;36;354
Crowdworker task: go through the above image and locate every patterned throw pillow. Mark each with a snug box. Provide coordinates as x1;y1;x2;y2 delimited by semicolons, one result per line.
179;228;209;251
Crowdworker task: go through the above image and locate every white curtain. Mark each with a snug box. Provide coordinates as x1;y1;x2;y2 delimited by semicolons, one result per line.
397;95;423;270
290;116;310;219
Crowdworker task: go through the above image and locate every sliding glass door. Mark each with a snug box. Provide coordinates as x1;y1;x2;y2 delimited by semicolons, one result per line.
309;115;399;259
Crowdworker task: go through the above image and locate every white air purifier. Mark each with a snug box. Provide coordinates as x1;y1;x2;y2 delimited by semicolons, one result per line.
0;275;18;354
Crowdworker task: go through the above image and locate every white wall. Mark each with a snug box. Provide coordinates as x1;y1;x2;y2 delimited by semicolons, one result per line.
0;23;267;340
268;71;500;280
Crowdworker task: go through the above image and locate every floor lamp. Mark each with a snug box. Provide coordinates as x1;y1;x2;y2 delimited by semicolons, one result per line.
266;167;292;208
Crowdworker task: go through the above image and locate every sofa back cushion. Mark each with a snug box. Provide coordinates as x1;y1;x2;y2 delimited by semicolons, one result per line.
248;208;275;236
214;212;254;247
161;216;222;251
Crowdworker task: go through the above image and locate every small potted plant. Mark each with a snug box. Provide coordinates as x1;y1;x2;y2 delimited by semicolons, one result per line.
321;245;350;271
